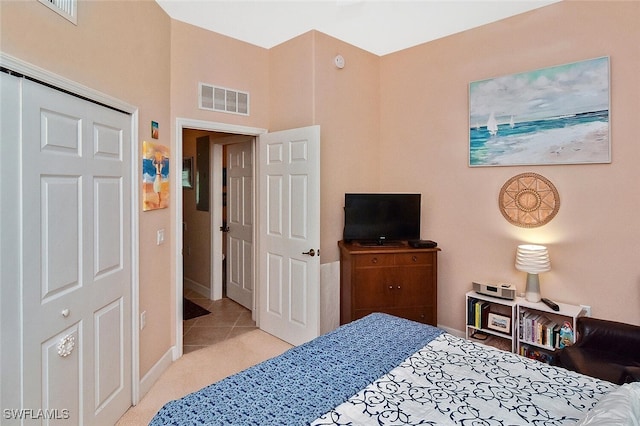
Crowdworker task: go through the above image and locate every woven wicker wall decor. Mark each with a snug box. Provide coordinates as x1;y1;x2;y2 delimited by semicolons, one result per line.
499;172;560;228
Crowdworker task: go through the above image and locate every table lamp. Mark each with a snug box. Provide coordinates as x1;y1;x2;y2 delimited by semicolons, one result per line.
515;244;551;302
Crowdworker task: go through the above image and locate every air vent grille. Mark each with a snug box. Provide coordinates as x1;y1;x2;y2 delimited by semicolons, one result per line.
39;0;77;24
199;83;249;116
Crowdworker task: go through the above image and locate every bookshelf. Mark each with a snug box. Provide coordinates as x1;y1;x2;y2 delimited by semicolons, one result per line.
517;299;587;364
465;290;588;363
465;291;518;352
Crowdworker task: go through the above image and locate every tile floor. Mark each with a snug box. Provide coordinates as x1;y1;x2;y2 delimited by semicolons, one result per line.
183;289;257;354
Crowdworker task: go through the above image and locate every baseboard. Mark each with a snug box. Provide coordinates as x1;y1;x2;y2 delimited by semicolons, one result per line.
183;277;210;299
138;346;175;401
438;324;465;339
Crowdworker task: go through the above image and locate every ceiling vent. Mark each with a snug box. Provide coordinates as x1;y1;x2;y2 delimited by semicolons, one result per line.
199;83;249;116
39;0;77;24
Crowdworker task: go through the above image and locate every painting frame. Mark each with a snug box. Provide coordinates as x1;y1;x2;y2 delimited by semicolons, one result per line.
151;121;159;139
142;140;170;211
469;57;610;167
182;157;193;189
487;312;511;334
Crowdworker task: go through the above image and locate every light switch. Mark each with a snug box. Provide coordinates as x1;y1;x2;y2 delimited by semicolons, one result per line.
140;311;147;330
157;229;165;245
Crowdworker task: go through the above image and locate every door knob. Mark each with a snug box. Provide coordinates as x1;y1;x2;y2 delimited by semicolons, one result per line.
220;224;230;232
61;308;70;318
302;249;316;257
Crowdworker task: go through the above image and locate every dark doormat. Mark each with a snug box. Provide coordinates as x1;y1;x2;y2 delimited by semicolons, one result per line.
183;298;210;320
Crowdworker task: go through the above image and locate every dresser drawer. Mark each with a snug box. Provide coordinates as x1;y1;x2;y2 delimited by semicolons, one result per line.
395;252;433;266
354;253;394;267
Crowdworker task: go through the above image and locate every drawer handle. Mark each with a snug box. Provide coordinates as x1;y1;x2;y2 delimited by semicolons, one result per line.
397;285;401;289
371;257;378;264
412;256;418;262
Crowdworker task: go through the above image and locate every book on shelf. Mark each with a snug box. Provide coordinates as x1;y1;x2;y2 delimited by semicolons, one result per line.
474;300;484;328
467;297;476;326
545;321;559;347
536;317;551;345
521;312;540;343
519;345;555;365
481;303;491;329
519;311;561;349
468;298;492;330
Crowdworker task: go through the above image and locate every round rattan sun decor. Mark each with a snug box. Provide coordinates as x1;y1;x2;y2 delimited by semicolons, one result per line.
499;172;560;228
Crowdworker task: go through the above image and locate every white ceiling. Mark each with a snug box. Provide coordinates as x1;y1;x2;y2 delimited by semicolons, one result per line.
155;0;560;56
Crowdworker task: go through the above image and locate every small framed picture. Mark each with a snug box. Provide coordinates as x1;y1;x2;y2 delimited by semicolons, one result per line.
182;157;193;188
487;312;511;334
151;121;159;139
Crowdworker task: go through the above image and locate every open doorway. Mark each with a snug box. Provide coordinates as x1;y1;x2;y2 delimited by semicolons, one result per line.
182;131;255;305
174;120;321;352
181;129;256;353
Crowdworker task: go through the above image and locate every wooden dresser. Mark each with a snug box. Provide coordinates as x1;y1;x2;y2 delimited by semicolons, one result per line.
339;240;439;326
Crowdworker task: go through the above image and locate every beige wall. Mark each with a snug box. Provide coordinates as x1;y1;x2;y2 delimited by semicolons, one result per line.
268;31;382;261
268;32;316;131
182;130;212;293
312;32;382;262
379;1;640;330
169;20;270;129
166;20;271;379
1;0;173;380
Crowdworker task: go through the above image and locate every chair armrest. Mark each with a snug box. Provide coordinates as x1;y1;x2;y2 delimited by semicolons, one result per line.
575;317;640;359
623;366;640;383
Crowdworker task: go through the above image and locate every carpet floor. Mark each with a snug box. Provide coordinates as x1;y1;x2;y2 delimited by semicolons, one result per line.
116;329;292;425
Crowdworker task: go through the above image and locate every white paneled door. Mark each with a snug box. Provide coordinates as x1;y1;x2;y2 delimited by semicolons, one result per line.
258;126;320;346
226;139;254;310
1;74;132;425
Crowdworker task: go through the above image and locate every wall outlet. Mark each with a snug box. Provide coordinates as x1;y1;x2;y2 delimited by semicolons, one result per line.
140;311;147;330
580;305;592;317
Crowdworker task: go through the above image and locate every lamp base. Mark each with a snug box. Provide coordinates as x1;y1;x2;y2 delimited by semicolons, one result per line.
525;273;541;302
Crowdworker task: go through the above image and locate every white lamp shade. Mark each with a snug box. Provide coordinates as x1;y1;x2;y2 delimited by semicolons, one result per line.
515;244;551;273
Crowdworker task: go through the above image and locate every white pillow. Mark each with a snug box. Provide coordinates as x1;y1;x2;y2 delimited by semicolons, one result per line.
577;382;640;426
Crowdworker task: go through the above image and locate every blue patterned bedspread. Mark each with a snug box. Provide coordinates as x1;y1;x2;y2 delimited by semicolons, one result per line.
150;313;444;425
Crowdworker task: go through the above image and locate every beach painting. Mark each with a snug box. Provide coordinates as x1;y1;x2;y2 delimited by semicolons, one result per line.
469;57;610;167
142;140;170;211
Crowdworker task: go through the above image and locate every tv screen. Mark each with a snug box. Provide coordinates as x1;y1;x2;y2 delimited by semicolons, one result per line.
343;193;421;244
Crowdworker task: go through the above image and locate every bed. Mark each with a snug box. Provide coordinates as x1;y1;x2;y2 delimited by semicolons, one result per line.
150;313;640;425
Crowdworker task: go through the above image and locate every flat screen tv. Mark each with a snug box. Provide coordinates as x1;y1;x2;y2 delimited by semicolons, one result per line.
343;193;421;245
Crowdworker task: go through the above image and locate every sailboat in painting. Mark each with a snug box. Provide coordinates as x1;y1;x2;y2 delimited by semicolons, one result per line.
487;112;498;136
510;115;515;128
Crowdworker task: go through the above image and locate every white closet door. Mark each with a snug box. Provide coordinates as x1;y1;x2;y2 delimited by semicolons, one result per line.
1;74;133;425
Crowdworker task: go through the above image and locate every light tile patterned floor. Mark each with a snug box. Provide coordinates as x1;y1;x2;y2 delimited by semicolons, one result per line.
183;289;257;354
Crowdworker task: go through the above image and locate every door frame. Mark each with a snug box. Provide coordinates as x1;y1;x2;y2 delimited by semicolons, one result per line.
0;53;141;403
173;118;266;358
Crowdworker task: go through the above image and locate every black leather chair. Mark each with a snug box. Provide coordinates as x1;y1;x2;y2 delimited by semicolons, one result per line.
558;316;640;385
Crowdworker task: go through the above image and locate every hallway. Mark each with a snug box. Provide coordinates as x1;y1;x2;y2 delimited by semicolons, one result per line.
183;289;256;354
